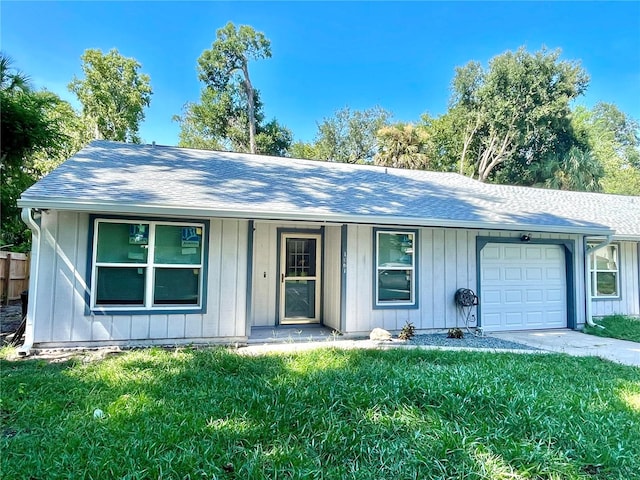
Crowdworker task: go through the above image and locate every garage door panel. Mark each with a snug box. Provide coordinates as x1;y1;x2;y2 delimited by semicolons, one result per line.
526;289;543;303
483;313;502;327
483;246;500;260
525;311;544;327
545;248;562;260
504;247;522;260
504;268;522;281
546;289;563;302
483;290;501;304
505;312;524;325
544;311;565;327
525;247;543;260
545;267;562;280
481;243;567;332
504;290;522;304
483;267;501;282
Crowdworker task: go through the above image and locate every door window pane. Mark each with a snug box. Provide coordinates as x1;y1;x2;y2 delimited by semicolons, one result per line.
154;268;200;305
154;225;202;264
284;280;316;317
96;223;149;263
96;267;145;305
286;238;316;277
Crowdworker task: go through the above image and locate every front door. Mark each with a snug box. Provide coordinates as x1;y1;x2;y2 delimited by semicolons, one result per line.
280;233;322;324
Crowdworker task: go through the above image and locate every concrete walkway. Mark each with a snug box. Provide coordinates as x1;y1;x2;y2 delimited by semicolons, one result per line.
490;329;640;367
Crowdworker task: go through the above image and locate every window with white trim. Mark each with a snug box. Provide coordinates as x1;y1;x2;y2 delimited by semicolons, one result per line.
92;219;205;310
588;243;619;298
375;230;416;306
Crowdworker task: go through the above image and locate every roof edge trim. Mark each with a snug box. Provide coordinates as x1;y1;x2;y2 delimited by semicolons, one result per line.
17;198;615;236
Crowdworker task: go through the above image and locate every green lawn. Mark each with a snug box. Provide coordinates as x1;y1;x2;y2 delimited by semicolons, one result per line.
584;315;640;343
1;347;639;479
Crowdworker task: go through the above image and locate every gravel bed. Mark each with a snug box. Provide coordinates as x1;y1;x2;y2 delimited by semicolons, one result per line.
409;333;538;351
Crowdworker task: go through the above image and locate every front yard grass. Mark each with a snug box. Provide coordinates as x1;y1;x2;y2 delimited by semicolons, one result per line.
1;347;639;479
584;314;640;343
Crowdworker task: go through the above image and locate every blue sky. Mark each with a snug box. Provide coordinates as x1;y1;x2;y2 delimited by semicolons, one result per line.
3;1;639;146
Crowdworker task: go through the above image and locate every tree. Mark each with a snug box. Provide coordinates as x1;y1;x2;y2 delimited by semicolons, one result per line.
175;82;292;155
255;119;292;157
30;91;93;177
444;47;589;182
69;48;152;143
313;106;392;163
419;113;462;173
574;103;640;195
531;146;603;192
374;123;431;169
288;141;320;160
197;22;271;154
1;53;77;250
0;53;29;92
1;55;63;172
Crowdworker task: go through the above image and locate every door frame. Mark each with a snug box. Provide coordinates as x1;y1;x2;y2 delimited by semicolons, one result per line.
276;228;324;325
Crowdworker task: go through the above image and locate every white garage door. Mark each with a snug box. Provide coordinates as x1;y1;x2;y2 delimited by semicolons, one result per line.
480;243;567;332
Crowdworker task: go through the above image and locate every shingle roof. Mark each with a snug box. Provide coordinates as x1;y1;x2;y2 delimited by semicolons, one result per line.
19;140;640;238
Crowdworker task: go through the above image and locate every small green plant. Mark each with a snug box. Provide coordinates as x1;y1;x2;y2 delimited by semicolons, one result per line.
447;327;464;339
398;321;416;340
328;329;342;342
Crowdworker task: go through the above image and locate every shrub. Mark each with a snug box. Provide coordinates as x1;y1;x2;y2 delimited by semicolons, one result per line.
398;321;416;340
447;328;464;339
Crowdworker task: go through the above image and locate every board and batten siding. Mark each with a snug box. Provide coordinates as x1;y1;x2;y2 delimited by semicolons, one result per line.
344;225;586;334
250;222;342;330
591;241;640;317
321;225;342;331
31;210;248;347
251;222;281;327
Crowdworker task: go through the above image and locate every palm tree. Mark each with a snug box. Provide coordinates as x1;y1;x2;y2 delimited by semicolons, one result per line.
374;123;431;169
0;52;31;93
534;146;604;192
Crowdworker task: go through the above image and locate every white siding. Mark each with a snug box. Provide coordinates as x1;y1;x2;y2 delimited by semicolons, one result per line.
31;209;612;345
31;211;248;347
591;241;640;317
322;226;342;330
346;225;375;332
344;226;585;334
251;222;279;327
250;222;343;329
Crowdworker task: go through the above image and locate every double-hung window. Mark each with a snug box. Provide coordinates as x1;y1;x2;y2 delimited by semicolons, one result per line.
91;219;206;311
588;243;619;298
374;230;417;307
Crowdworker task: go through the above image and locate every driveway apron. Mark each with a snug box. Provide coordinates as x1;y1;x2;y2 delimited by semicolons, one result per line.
490;329;640;367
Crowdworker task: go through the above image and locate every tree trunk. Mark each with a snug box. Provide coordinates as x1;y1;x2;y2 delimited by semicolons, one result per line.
460;113;481;175
242;63;257;154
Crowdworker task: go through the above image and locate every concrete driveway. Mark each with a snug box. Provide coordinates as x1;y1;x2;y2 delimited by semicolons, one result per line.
490;329;640;367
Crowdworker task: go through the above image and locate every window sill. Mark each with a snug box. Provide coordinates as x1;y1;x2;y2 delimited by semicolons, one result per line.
591;296;621;301
90;306;205;316
373;303;418;310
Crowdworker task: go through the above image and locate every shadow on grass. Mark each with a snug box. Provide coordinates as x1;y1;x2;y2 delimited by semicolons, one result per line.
1;347;639;479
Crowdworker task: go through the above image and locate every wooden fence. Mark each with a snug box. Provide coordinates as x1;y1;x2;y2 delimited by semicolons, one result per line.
0;252;30;303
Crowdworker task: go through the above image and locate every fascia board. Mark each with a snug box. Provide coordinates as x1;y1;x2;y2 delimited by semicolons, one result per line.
18;197;615;237
611;235;640;242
